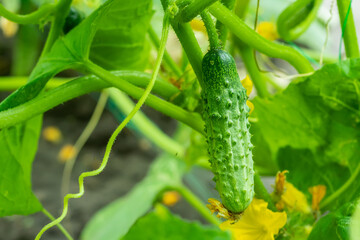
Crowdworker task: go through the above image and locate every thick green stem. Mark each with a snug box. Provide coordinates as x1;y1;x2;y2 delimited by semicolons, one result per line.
180;0;218;22
85;62;205;134
148;27;183;78
237;43;269;98
0;72;178;97
0;77;69;90
0;3;55;24
161;0;204;88
175;185;220;225
42;209;73;240
254;174;277;211
107;88;185;157
0;75;204;134
215;0;236;47
41;0;72;57
337;0;359;58
209;2;313;73
0;72;195;130
200;11;220;50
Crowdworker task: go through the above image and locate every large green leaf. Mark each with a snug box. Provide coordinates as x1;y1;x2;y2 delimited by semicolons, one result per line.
90;0;152;70
81;154;186;240
0;0;152;111
252;59;360;207
0;116;43;216
0;0;154;217
308;202;357;240
122;205;231;240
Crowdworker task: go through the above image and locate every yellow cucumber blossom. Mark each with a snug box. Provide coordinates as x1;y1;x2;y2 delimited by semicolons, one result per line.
58;144;77;163
220;198;287;240
256;22;279;41
190;19;206;33
161;191;181;207
241;75;254;114
308;185;326;211
0;18;18;37
272;171;311;214
43;126;62;144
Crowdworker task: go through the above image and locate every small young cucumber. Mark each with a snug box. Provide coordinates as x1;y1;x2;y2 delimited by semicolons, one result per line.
201;49;254;213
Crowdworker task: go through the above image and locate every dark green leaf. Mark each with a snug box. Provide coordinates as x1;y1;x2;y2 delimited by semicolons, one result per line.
0;116;43;216
81;154;186;240
122;205;231;240
308;202;357;240
89;0;153;70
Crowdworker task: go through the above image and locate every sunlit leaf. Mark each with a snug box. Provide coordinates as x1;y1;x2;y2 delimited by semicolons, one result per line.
252;59;360;207
0;116;43;216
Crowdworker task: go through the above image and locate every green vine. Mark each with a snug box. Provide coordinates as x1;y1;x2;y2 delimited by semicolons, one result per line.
0;3;55;24
209;2;314;74
337;0;359;59
35;9;172;240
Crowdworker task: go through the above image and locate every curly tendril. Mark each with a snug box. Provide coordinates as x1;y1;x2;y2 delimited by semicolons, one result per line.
34;10;171;240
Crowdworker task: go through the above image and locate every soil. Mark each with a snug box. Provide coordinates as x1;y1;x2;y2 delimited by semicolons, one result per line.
0;94;214;240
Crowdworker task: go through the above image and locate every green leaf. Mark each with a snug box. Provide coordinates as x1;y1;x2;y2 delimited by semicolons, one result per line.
89;0;153;70
0;116;43;216
350;201;360;240
308;202;357;240
81;154;186;240
0;0;152;111
122;205;231;240
252;58;360;206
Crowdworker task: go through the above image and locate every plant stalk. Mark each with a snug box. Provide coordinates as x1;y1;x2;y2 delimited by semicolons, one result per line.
337;0;359;58
209;2;314;74
175;185;220;226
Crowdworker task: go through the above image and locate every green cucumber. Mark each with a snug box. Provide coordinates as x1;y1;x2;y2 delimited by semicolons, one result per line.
201;49;254;213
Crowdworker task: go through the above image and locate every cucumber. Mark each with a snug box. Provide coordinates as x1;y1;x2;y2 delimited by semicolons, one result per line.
201;49;254;213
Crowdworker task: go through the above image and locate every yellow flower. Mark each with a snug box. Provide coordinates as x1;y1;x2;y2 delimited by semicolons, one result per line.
274;170;288;195
0;18;18;37
256;22;279;41
43;126;62;144
241;75;254;114
190;19;206;33
207;198;238;221
162;191;181;207
276;183;311;214
273;171;311;214
220;199;287;240
308;185;326;211
58;144;77;163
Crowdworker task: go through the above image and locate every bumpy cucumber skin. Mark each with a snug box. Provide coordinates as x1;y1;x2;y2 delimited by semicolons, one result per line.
202;49;254;213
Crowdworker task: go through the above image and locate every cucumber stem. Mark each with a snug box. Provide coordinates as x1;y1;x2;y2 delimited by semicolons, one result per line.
201;10;221;50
